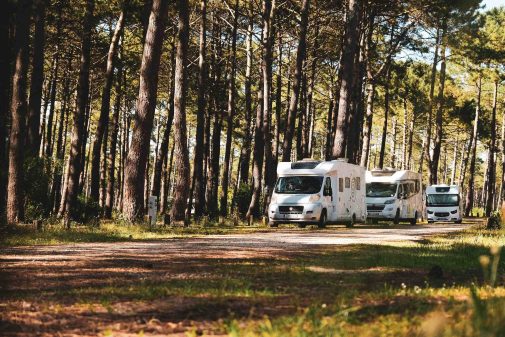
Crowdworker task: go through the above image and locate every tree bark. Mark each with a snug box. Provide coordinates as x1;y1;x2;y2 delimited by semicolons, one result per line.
7;0;32;224
44;53;60;158
429;24;446;185
332;0;361;159
122;0;168;221
170;0;191;223
0;1;13;224
464;76;481;217
189;0;207;218
281;0;309;162
419;27;440;174
219;0;239;217
151;46;175;200
90;10;125;203
238;1;254;186
26;0;47;157
378;63;392;168
486;81;498;216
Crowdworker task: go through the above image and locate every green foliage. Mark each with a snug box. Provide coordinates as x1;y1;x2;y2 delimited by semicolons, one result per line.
234;184;252;217
23;156;50;221
72;194;101;224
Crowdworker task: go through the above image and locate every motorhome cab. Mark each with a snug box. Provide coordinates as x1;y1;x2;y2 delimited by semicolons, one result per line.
365;169;423;225
426;185;462;223
268;159;366;228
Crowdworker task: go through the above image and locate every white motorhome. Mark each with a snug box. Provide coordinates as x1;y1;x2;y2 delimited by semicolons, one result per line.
426;185;462;223
365;169;423;225
268;159;366;228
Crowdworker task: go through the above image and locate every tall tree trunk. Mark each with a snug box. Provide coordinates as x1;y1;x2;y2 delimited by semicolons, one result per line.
170;0;190;223
430;24;446;185
151;45;175;200
262;0;277;214
26;0;47;157
464;76;482;217
273;33;282;163
390;116;397;168
378;63;392;168
325;82;335;161
238;2;254;186
332;0;361;159
220;0;239;217
7;0;32;224
189;0;207;218
402;94;408;169
281;0;309;161
122;0;168;221
486;81;498;216
0;0;13;224
501;92;505;206
44;53;60;158
360;81;375;167
419;28;440;174
104;48;124;219
90;10;125;203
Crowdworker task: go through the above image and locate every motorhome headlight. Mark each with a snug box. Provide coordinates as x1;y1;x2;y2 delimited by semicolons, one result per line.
450;209;458;214
270;194;278;205
427;210;434;214
384;199;396;204
309;194;321;202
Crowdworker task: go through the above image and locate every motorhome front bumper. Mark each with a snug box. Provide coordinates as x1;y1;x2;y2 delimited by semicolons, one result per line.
427;209;461;222
366;204;396;219
268;203;322;222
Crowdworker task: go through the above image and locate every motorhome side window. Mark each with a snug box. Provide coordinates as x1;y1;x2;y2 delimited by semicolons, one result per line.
339;178;344;192
345;177;350;188
324;178;332;196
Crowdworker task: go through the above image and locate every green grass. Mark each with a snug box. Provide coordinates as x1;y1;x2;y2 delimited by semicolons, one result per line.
0;219;271;247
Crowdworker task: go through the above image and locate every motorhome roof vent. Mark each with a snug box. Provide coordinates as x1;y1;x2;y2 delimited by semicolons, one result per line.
291;161;321;169
370;168;397;177
435;186;450;193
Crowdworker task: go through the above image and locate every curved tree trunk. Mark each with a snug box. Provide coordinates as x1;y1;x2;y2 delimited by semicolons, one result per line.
170;0;191;223
122;0;168;221
7;0;32;224
90;10;125;203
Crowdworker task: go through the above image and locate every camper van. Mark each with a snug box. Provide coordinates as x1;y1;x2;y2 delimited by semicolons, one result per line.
426;185;462;223
268;159;367;228
365;169;423;224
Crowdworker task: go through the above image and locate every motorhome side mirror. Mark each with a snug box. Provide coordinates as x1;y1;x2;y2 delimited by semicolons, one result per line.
324;188;331;196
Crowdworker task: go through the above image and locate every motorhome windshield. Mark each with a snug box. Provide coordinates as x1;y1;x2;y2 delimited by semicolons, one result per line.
427;194;459;206
275;176;324;194
366;183;397;197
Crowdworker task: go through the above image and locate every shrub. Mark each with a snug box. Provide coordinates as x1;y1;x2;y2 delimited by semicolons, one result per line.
23;156;50;221
234;184;252;217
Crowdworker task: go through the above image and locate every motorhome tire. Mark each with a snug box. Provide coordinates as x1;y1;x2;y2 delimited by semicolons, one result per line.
318;210;327;228
410;212;418;225
393;209;400;225
298;223;307;228
269;221;278;228
455;219;462;224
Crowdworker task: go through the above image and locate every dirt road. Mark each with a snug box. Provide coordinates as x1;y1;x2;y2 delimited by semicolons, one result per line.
0;222;475;336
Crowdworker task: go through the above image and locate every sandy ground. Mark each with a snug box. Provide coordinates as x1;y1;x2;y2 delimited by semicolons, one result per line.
0;222;473;336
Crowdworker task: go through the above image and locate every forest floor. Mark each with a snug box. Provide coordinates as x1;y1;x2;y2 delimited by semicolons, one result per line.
1;218;504;336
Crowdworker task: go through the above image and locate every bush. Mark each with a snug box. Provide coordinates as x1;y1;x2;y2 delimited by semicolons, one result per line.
487;211;502;230
72;194;101;225
23;156;51;221
234;184;252;217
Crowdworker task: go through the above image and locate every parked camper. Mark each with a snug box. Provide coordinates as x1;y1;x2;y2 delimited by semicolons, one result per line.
268;159;367;228
426;185;462;223
365;169;423;225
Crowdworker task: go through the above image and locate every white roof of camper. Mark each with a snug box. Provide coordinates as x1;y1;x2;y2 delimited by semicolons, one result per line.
426;184;460;194
365;169;421;183
277;160;361;176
